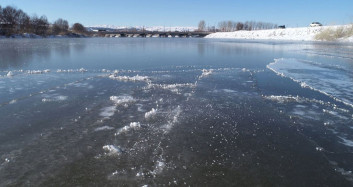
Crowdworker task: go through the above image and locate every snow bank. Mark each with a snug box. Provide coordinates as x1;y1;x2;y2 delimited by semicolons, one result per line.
206;25;352;41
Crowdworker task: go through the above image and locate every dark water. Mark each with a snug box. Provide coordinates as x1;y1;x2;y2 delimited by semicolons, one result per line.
0;38;353;186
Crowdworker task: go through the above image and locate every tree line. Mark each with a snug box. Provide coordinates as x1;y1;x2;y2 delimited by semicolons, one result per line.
0;5;86;36
198;20;278;32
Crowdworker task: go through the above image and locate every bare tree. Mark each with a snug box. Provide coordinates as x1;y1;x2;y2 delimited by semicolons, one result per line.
236;22;244;30
218;21;227;32
52;18;69;34
0;6;20;34
31;15;49;35
17;9;30;33
72;23;86;34
198;20;206;31
0;5;2;21
0;6;3;34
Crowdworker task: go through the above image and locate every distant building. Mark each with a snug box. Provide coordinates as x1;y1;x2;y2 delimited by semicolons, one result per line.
92;29;108;32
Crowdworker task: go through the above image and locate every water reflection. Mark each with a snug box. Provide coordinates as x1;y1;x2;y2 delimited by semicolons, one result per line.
0;39;87;70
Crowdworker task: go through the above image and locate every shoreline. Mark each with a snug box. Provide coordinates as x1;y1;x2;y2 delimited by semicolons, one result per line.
205;25;353;42
0;33;87;39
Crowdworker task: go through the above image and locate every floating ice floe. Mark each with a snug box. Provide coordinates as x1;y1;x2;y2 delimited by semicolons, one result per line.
116;122;141;135
109;74;149;82
222;89;237;93
6;71;14;77
263;95;329;107
145;108;157;119
110;95;135;105
27;69;50;74
102;145;123;156
79;68;87;72
9;99;17;104
241;68;249;72
41;95;68;102
199;69;213;79
56;68;87;73
264;95;302;103
100;106;117;117
99;95;135;118
101;69;111;73
147;83;195;93
94;126;114;131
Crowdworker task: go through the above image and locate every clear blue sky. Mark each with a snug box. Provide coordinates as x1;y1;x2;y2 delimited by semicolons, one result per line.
1;0;353;27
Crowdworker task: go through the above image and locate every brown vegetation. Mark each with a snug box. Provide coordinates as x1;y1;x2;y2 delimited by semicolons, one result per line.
0;5;87;37
315;24;353;41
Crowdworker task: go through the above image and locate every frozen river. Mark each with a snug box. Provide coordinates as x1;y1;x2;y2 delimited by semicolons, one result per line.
0;38;353;186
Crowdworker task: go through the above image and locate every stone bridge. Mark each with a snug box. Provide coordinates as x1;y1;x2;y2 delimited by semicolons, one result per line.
101;31;212;38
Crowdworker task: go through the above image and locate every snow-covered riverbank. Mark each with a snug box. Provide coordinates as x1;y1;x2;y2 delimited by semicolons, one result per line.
206;25;353;42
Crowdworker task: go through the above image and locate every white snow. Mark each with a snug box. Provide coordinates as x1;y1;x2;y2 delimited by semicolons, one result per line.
110;95;135;105
100;106;117;117
79;68;87;72
206;25;353;41
145;108;157;119
41;95;68;102
147;83;195;93
102;145;123;156
199;69;213;79
116;122;141;135
109;74;149;82
94;126;114;131
6;71;14;77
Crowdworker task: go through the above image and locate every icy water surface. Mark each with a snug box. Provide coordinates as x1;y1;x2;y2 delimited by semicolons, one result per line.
0;38;353;186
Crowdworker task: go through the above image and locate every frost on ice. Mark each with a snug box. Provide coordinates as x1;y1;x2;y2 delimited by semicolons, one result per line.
145;108;157;119
116;122;141;135
110;95;135;105
102;145;123;156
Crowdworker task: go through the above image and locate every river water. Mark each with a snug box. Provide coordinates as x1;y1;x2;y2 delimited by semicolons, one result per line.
0;38;353;186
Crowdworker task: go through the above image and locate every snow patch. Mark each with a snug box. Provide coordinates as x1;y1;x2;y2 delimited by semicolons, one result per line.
100;106;117;117
116;122;141;135
199;69;213;79
95;126;114;131
102;145;123;156
109;74;149;82
110;95;135;105
6;71;14;77
147;83;195;93
206;25;353;42
145;108;157;119
161;106;182;133
41;95;68;102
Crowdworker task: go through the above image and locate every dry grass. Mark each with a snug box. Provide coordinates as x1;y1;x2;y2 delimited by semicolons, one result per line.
315;24;353;41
